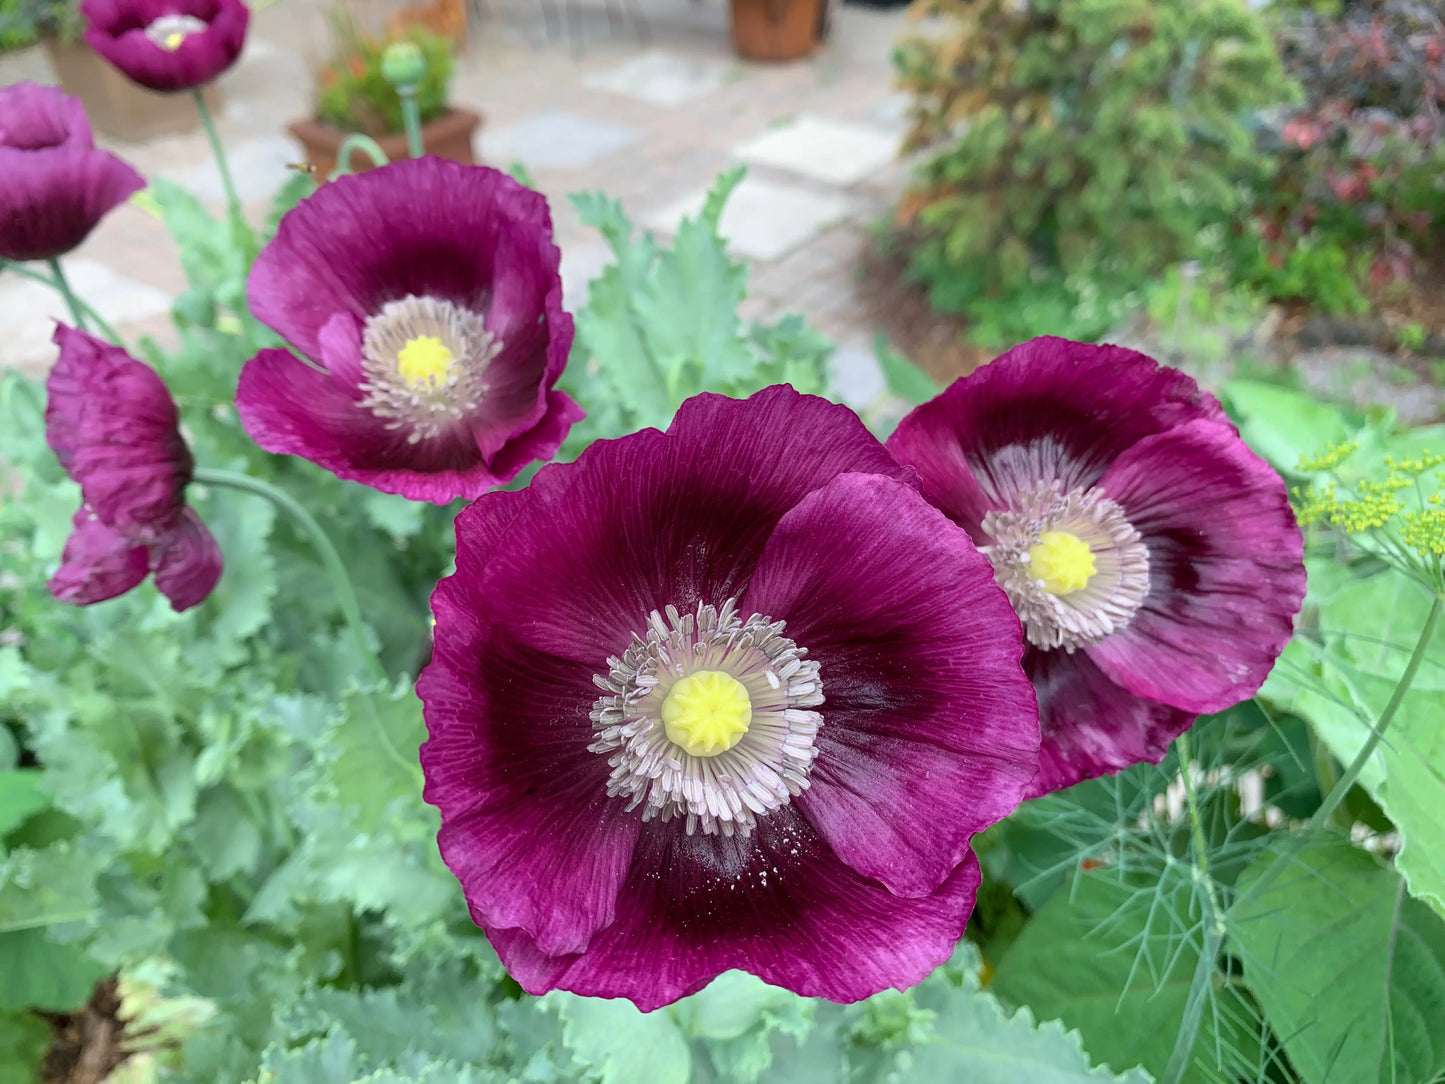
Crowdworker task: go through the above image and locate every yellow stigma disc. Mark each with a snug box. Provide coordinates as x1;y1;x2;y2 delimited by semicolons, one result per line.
1028;530;1096;595
396;335;455;389
661;670;752;758
163;31;186;49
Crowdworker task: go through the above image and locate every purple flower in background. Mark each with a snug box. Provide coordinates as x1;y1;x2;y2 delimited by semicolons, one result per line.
46;325;222;611
418;386;1040;1009
236;158;581;504
0;83;144;263
82;0;249;92
888;337;1306;797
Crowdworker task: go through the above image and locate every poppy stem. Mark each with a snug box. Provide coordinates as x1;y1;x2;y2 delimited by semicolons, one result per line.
192;467;389;686
399;86;424;159
191;89;253;258
38;258;124;345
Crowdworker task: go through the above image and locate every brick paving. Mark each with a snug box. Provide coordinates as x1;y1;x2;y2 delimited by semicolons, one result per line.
0;0;918;402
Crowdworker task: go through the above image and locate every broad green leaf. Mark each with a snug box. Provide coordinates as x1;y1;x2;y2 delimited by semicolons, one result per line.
548;992;691;1084
873;335;939;405
194;485;277;666
0;1011;50;1084
992;872;1256;1083
1230;838;1445;1084
0;929;108;1011
1223;379;1353;477
0;772;48;841
1261;560;1445;917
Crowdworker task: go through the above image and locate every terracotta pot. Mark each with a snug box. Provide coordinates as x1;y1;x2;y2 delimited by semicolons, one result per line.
43;38;220;142
286;108;482;180
729;0;824;62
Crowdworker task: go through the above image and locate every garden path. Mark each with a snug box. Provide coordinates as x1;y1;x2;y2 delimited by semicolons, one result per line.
0;0;916;411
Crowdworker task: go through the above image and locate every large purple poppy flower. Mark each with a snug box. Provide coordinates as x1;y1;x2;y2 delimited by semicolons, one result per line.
46;325;222;611
888;337;1305;797
0;83;144;263
236;158;581;504
82;0;249;93
419;385;1041;1009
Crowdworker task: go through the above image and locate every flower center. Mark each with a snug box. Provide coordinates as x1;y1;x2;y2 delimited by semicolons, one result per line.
661;670;752;757
144;14;207;50
1028;530;1096;595
396;335;454;389
981;482;1150;652
358;295;500;443
590;599;824;837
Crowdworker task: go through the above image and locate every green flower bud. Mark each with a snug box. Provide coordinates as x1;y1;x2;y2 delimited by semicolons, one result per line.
381;41;426;89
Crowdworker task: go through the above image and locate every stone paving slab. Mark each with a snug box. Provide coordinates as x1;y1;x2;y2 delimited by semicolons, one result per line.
1;259;172;372
483;109;645;170
581;48;736;105
734;113;899;186
645;175;851;262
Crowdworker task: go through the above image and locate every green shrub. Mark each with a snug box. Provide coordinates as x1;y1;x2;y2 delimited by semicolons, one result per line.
0;0;81;50
893;0;1296;341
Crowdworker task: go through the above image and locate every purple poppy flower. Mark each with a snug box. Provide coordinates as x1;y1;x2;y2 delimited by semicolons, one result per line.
888;337;1306;797
418;385;1040;1009
82;0;249;93
236;158;582;504
0;83;144;263
45;325;222;611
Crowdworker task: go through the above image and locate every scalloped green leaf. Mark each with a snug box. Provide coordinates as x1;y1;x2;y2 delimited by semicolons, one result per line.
548;992;691;1084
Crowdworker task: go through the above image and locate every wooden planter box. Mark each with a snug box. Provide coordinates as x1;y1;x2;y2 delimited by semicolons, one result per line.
287;108;481;179
43;38;219;142
730;0;825;62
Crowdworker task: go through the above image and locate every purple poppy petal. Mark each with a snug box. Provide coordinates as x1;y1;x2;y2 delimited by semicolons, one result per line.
1088;419;1306;713
741;471;1037;896
488;815;983;1010
0;83;93;150
0;146;143;263
467;228;572;460
47;325;191;536
887;337;1229;535
421;574;641;956
468;386;911;664
1024;647;1195;797
82;0;249;93
247;158;555;360
151;507;222;611
48;509;149;606
235;347;559;503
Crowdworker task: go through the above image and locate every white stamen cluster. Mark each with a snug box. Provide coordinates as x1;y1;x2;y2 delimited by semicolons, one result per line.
589;599;824;837
144;13;208;47
358;294;499;442
981;481;1151;652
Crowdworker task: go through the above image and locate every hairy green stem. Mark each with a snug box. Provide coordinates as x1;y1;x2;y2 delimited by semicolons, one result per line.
193;468;387;685
192;90;242;221
331;134;391;179
399;86;424;159
45;257;90;331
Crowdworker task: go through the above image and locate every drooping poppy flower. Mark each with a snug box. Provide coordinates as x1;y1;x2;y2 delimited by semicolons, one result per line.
0;83;144;263
81;0;249;93
46;325;222;611
418;385;1041;1009
236;157;581;504
887;337;1305;797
